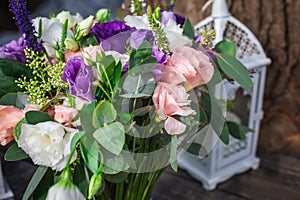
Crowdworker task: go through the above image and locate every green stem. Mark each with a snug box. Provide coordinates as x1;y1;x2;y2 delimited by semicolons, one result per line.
100;64;114;97
97;82;111;100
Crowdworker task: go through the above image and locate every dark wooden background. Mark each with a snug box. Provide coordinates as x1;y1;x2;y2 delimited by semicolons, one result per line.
145;0;300;156
1;0;300;155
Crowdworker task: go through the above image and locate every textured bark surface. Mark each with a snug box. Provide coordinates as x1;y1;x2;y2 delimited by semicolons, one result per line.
147;0;300;155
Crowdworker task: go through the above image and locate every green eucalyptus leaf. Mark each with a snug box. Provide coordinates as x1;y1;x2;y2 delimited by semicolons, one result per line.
80;136;100;174
131;106;152;116
215;39;237;57
102;150;131;174
73;159;90;195
14;118;27;141
22;166;48;200
0;59;33;98
170;135;178;172
32;168;54;200
0;93;17;106
105;172;129;183
97;56;116;83
183;18;195;39
129;41;154;70
216;54;253;91
226;121;247;140
121;73;155;98
78;34;98;47
4;143;28;161
25;111;53;125
92;101;117;128
220;123;230;145
201;92;226;134
80;102;97;135
93;122;125;155
186;143;208;157
70;131;85;153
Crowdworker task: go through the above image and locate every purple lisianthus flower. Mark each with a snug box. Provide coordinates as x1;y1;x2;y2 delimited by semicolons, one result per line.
160;11;186;27
62;56;96;102
122;61;129;72
130;29;154;49
152;46;168;64
0;37;26;63
151;46;168;82
101;31;133;53
90;20;134;43
161;11;176;25
175;13;186;27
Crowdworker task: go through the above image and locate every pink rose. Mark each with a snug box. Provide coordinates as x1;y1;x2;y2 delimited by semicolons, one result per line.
162;46;214;90
152;82;195;135
54;105;78;124
65;49;83;62
0;106;24;145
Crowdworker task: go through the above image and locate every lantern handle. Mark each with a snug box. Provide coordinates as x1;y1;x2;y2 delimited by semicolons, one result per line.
201;0;230;18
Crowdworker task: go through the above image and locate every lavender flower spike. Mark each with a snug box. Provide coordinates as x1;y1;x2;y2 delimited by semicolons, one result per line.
9;0;43;53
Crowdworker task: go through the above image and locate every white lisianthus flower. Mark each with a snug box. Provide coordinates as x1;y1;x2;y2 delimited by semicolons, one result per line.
56;11;83;29
46;170;85;200
105;51;130;67
124;14;150;29
46;184;85;200
163;19;193;51
32;17;74;56
124;14;192;51
18;121;78;171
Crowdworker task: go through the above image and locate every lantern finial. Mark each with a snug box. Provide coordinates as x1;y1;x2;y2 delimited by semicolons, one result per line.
211;0;230;18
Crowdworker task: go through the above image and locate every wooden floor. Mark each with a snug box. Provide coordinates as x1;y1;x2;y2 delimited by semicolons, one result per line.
1;153;300;200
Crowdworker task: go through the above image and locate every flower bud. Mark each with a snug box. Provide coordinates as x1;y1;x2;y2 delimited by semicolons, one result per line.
96;9;111;23
75;16;94;40
46;169;85;200
87;173;102;199
65;38;79;51
154;7;161;21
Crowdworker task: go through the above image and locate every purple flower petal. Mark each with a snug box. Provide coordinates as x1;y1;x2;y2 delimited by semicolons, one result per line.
130;29;154;49
62;56;96;102
90;20;134;43
152;46;168;64
161;11;176;25
0;37;26;63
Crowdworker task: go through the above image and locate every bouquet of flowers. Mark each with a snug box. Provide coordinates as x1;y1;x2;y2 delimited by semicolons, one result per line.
0;0;253;199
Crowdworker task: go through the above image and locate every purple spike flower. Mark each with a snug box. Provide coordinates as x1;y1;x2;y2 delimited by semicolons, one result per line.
9;0;43;53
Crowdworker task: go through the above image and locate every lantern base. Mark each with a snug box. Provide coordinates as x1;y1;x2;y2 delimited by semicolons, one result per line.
178;151;260;190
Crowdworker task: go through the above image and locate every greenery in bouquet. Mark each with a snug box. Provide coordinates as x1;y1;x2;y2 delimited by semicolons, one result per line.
0;0;253;199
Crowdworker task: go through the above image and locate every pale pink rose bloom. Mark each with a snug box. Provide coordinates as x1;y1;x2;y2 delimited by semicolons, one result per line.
0;106;24;145
162;46;214;90
153;82;195;135
54;105;78;124
82;45;103;64
24;104;41;112
65;49;83;62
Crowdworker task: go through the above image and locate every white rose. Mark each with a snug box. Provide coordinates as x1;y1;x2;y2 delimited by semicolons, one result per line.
46;183;85;200
32;17;74;56
18;121;78;171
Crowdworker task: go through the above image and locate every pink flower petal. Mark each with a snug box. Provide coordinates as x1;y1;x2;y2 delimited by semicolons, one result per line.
164;117;186;135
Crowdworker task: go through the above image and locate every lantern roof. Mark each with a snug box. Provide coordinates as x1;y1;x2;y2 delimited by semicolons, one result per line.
196;0;271;69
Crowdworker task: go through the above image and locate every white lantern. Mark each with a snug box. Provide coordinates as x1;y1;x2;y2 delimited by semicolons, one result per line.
178;0;271;190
